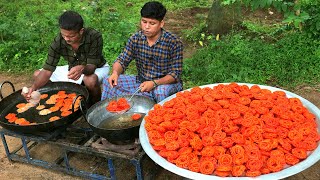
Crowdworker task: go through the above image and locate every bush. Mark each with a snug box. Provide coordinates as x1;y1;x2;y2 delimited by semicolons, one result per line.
182;32;320;89
0;0;212;73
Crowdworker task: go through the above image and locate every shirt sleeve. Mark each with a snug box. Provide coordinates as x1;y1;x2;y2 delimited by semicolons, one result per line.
168;38;183;81
86;31;103;66
42;36;61;72
115;35;135;71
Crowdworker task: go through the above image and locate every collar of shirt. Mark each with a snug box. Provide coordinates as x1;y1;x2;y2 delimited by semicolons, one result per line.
61;28;86;51
139;28;165;47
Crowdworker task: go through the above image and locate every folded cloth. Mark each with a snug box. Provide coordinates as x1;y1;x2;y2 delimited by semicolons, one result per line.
49;64;110;84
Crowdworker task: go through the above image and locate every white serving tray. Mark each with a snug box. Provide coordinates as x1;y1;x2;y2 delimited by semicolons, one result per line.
139;83;320;180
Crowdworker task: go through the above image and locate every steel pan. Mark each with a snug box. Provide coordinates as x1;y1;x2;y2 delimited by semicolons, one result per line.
139;83;320;179
83;95;155;144
0;81;89;133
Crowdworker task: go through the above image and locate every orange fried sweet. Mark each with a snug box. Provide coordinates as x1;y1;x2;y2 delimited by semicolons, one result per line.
49;106;60;112
61;110;72;117
5;113;16;120
131;113;142;121
36;105;46;110
17;105;31;113
5;113;18;123
49;116;61;122
11;91;79;124
39;109;52;115
40;94;48;99
144;83;320;177
14;118;30;126
16;103;26;109
106;98;130;112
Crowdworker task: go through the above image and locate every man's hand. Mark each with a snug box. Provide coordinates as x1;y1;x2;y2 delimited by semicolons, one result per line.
108;62;124;88
68;65;85;80
140;81;155;92
21;87;35;101
108;71;119;88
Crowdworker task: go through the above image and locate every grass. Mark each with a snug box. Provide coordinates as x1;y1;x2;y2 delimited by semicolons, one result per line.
182;25;320;90
0;0;212;72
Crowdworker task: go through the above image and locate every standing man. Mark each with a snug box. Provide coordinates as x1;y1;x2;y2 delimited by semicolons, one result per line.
24;10;109;105
102;1;183;103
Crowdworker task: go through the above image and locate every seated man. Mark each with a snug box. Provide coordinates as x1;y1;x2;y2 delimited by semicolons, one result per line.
102;1;183;103
24;10;109;105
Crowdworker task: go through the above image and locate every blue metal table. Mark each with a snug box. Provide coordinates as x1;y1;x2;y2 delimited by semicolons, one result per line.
0;125;145;180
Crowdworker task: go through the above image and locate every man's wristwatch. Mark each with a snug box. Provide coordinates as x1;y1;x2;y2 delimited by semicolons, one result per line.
152;80;158;88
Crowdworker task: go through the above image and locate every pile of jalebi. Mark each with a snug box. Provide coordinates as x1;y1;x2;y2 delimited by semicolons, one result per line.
106;97;130;112
144;83;320;177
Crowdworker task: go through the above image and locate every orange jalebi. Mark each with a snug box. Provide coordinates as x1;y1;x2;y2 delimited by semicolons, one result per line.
144;83;320;177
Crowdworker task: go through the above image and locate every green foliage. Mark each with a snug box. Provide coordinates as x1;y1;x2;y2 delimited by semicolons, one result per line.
183;0;320;90
301;1;320;38
182;32;320;89
0;0;212;73
183;21;208;42
221;0;320;37
163;0;211;9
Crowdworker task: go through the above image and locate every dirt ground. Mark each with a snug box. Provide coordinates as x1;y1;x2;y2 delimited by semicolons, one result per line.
0;6;320;180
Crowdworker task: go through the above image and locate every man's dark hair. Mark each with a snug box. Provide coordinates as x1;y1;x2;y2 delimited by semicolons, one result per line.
140;1;166;21
58;10;83;31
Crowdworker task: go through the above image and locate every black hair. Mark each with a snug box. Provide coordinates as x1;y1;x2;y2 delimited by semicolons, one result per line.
58;10;83;31
140;1;167;21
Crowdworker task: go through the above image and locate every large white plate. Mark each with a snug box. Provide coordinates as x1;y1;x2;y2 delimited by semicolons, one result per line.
139;83;320;180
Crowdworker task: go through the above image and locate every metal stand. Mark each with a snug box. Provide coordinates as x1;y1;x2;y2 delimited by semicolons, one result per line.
0;127;145;180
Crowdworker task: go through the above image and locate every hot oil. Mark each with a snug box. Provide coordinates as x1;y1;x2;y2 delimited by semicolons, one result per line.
98;113;145;130
4;90;77;124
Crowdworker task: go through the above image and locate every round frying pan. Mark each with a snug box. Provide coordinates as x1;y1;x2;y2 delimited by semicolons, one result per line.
81;95;156;144
0;81;89;133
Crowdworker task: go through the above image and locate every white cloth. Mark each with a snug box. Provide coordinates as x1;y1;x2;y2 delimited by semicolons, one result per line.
49;64;110;84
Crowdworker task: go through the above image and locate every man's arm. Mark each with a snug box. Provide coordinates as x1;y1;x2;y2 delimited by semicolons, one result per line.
108;61;124;88
139;74;176;92
167;38;183;82
153;75;176;86
68;29;103;80
68;64;97;80
31;69;52;90
107;34;137;87
24;69;52;100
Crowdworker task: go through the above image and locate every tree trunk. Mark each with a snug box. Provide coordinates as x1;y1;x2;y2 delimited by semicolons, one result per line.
206;0;242;35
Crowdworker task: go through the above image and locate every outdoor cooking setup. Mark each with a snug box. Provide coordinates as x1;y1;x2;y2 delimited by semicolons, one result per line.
0;81;156;180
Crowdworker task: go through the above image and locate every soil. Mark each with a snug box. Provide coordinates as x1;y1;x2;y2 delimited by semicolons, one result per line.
0;7;320;180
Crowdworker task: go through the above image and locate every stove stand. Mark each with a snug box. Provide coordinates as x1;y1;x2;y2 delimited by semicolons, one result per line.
91;136;141;156
0;126;146;180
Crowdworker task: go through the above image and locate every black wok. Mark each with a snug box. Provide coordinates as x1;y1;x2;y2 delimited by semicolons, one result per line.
81;95;156;144
0;81;89;133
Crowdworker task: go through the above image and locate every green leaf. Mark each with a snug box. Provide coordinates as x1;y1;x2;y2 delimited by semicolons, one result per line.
316;22;320;30
281;4;288;12
293;20;301;28
300;12;310;20
266;0;273;6
259;0;267;8
251;0;260;10
293;4;301;11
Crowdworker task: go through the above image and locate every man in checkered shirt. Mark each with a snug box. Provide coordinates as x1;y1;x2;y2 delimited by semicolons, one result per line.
102;1;183;103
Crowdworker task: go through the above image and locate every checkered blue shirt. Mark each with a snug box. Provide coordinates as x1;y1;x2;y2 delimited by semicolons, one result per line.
116;29;183;82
